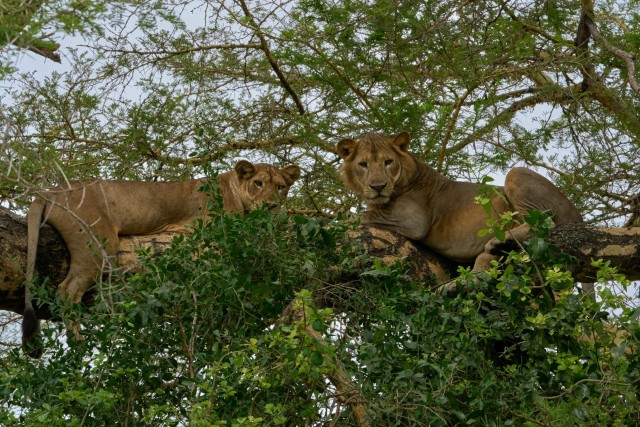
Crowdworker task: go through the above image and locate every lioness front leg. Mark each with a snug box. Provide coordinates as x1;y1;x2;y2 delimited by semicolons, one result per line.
472;223;531;271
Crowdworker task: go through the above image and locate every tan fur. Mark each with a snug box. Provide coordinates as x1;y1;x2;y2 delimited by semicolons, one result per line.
22;160;300;357
336;131;584;272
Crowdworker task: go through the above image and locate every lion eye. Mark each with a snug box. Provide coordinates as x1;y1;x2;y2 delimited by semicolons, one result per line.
358;162;368;169
277;184;286;190
384;159;393;166
254;180;263;188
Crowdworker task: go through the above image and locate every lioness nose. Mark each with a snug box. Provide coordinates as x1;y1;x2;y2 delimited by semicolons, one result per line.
369;183;387;193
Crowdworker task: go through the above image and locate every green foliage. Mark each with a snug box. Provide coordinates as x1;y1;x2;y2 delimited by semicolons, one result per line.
1;194;356;425
334;223;639;425
2;208;638;425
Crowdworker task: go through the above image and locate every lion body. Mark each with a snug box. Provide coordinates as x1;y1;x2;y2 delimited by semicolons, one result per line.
23;161;300;357
336;132;583;267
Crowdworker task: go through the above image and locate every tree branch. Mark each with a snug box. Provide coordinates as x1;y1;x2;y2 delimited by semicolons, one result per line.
573;3;640;136
23;41;61;63
279;297;372;427
304;42;382;119
103;43;263;58
437;86;474;171
583;19;640;96
236;0;306;115
445;87;580;156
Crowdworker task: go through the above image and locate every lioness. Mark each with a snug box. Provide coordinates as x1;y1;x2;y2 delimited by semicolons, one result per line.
336;131;585;279
23;160;301;357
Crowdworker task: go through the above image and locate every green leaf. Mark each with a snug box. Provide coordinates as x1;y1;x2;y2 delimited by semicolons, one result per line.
310;351;324;367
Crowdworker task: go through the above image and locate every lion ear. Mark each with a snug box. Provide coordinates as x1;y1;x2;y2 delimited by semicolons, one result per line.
235;160;257;180
392;131;411;152
281;165;301;185
336;138;357;160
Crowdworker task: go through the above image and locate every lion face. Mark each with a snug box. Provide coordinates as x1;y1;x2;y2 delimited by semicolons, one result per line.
235;161;301;211
336;131;416;205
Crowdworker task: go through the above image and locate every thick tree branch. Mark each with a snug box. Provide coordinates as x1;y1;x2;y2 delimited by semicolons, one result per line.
548;222;640;282
0;208;449;316
573;3;640;136
2;205;639;317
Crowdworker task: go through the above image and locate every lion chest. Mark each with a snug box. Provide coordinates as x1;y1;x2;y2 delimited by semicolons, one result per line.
362;199;430;241
362;189;500;263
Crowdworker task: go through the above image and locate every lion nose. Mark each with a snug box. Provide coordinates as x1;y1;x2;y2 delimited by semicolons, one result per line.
369;183;387;193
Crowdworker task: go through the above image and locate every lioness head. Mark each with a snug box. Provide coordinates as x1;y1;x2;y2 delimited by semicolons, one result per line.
235;160;301;211
336;131;417;205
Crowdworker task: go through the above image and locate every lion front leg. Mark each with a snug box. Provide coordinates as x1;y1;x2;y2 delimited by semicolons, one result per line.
472;223;531;271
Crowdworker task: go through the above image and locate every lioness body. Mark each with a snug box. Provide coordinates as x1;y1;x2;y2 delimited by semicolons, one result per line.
23;161;300;357
336;132;583;268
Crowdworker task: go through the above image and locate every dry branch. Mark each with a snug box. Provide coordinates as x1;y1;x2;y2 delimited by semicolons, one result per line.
279;297;372;427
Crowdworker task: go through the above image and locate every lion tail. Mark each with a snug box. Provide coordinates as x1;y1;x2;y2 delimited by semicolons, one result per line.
23;197;46;358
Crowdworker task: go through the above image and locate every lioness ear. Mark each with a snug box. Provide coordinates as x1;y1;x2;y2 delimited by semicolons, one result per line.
392;131;411;152
336;138;357;160
281;165;301;185
235;160;256;180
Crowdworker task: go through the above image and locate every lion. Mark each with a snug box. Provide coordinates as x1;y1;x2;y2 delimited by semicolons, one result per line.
336;131;588;287
22;160;301;357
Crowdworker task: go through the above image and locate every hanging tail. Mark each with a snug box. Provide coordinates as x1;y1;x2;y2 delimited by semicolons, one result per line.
22;197;46;358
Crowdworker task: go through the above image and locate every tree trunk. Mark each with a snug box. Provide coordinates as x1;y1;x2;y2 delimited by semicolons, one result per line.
1;206;639;317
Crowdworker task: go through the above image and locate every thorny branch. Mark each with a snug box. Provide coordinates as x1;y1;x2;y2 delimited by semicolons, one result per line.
236;0;306;116
583;18;640;96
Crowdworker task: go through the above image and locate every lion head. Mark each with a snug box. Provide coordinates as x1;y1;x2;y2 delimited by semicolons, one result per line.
336;131;418;205
234;160;301;211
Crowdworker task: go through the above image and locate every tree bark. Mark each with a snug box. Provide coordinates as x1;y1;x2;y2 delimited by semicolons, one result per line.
548;222;640;282
1;206;639;317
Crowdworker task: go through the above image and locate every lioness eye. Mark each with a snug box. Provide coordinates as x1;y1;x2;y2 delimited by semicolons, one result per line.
255;180;263;188
358;162;368;169
277;184;286;190
384;159;393;166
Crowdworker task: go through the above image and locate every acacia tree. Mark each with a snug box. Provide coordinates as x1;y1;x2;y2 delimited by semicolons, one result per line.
1;0;639;425
2;0;639;217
